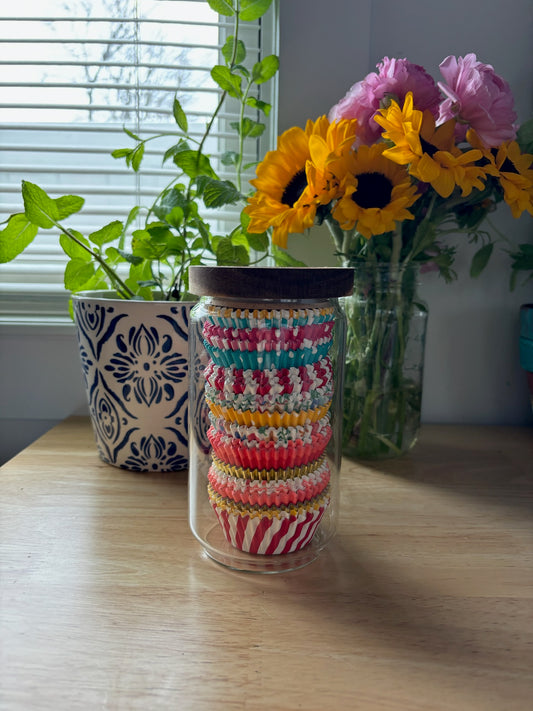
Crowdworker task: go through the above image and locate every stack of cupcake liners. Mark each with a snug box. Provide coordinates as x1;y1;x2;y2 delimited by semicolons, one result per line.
202;304;336;555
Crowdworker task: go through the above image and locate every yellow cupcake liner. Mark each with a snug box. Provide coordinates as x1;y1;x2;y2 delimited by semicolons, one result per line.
205;400;331;427
210;454;326;481
208;483;330;519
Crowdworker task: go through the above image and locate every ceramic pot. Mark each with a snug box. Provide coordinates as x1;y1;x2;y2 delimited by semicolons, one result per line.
72;291;194;471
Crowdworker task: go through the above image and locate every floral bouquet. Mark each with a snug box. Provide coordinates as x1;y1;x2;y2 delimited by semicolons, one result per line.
243;54;533;458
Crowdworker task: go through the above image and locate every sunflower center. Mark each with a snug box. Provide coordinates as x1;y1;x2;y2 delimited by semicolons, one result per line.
500;157;518;173
352;172;392;209
420;136;438;157
281;170;308;207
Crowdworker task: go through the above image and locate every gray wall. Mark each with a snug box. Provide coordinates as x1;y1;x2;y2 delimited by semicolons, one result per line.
1;0;532;463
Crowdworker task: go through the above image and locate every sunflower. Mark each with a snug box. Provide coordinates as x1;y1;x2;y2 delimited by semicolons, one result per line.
375;92;486;198
467;130;533;218
332;143;419;238
306;117;359;204
243;118;326;249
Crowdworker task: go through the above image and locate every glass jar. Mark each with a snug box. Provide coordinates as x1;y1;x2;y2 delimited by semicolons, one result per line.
342;262;428;459
187;266;353;573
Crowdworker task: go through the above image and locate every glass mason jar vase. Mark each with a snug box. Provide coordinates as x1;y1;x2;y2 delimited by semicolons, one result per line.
187;266;353;573
342;262;428;459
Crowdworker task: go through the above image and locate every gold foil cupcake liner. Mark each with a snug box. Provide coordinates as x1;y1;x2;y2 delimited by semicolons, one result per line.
210;454;326;481
208;483;331;518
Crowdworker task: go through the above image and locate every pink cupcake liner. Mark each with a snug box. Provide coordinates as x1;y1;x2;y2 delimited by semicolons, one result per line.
207;426;332;469
202;321;334;352
207;459;331;507
210;496;330;555
204;358;333;397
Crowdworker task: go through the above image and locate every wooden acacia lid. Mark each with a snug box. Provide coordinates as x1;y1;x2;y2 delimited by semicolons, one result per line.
188;266;354;299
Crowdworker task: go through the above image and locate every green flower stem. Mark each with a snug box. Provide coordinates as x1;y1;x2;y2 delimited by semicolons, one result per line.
341;228;423;458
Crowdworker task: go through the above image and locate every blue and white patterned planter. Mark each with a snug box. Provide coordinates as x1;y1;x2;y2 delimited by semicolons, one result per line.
72;291;195;472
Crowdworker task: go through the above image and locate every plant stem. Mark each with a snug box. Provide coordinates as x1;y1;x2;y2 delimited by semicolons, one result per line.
54;220;135;300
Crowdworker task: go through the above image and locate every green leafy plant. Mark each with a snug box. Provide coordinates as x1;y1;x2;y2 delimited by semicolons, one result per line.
0;0;280;302
509;243;533;291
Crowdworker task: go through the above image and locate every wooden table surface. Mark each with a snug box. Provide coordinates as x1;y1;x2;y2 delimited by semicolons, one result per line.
1;417;532;711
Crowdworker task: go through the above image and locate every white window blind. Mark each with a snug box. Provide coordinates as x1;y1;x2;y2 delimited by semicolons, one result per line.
0;0;278;324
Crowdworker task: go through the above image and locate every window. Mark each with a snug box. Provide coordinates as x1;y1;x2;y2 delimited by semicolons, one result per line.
0;0;279;324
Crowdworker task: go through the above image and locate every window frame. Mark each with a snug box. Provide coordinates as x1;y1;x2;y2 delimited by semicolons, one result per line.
0;0;279;329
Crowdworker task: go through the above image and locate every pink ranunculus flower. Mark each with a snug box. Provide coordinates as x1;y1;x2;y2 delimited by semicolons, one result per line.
437;54;517;148
329;57;441;145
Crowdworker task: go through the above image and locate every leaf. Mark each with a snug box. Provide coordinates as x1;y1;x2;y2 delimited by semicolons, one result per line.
206;0;235;16
230;118;265;138
245;96;271;115
131;229;162;259
124;205;141;232
59;232;91;261
221;151;239;166
517;117;533;154
470;242;494;278
22;181;59;228
166;206;184;229
173;98;188;132
130;143;145;172
252;55;279;84
216;236;250;266
0;214;38;263
201;178;242;207
126;261;157;300
230;229;250;252
211;65;242;99
233;64;250;80
111;148;133;161
271;244;307;267
173;149;216;179
222;36;246;65
55;195;85;220
89;221;123;247
239;0;273;21
123;127;141;141
246;231;269;252
64;258;96;291
114;248;143;266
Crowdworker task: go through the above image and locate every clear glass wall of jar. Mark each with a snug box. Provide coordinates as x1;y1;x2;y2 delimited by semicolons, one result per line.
188;266;353;573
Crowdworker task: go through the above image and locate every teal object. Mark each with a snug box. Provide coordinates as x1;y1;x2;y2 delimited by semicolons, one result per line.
519;304;533;372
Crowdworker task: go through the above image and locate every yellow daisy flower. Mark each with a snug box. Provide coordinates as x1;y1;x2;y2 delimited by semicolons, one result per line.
375;92;486;198
468;130;533;218
332;143;419;239
244;118;331;249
